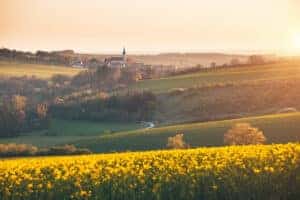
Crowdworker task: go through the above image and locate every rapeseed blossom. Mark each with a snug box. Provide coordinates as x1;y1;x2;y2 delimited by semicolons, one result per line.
0;143;299;200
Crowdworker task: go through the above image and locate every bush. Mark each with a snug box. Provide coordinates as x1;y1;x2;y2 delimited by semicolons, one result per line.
38;145;92;156
167;133;189;149
0;143;38;157
224;123;266;145
0;144;91;157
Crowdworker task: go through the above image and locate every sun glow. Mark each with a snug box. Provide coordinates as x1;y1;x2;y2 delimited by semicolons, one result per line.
293;33;300;49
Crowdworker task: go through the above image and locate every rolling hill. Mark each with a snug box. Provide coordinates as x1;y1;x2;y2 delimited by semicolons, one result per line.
75;112;300;153
0;61;83;79
0;120;141;147
128;62;300;93
1;60;300;153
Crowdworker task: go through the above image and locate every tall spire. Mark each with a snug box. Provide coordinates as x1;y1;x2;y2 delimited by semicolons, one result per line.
122;47;127;68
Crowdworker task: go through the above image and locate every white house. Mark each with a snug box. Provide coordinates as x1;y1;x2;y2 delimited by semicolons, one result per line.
71;60;85;68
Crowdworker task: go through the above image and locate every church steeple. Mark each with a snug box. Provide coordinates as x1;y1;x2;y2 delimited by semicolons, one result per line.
122;47;127;67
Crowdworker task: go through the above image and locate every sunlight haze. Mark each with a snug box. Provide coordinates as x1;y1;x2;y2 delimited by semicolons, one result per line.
0;0;298;54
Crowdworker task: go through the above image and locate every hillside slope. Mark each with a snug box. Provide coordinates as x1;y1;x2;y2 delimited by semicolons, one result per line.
0;61;83;78
128;62;300;93
76;112;300;152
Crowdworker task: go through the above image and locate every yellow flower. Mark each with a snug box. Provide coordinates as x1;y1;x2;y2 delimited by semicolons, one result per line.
47;182;52;189
27;183;33;189
0;143;298;199
212;185;218;190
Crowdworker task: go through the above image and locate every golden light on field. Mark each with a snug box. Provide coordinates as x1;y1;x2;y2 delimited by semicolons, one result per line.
0;144;299;199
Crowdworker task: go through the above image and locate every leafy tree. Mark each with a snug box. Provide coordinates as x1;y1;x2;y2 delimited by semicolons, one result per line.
0;105;19;137
210;62;217;68
120;68;142;84
224;123;266;145
11;95;27;112
230;58;241;66
51;74;70;85
36;103;48;119
167;133;189;149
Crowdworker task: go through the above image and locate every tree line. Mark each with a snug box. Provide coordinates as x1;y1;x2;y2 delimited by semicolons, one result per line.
51;91;157;122
0;95;49;137
0;48;103;67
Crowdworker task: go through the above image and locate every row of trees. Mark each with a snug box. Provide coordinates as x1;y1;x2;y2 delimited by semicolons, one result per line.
50;91;157;122
0;144;91;157
72;65;141;90
209;55;268;69
0;48;104;67
168;55;270;77
229;55;267;66
0;48;74;66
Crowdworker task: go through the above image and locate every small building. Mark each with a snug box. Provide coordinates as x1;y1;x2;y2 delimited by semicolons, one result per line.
104;48;127;68
71;60;85;68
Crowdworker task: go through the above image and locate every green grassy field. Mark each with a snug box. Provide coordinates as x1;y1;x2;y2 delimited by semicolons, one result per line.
46;119;141;136
75;112;300;152
0;61;83;78
129;62;300;93
0;119;141;147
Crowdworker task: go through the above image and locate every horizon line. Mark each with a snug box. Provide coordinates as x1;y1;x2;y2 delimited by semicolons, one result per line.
0;46;298;56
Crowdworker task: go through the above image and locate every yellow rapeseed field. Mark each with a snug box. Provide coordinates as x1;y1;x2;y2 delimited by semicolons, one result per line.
0;144;299;200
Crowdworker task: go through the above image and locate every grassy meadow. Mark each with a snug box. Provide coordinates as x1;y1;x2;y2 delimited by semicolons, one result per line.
129;62;300;93
0;119;141;147
0;61;83;79
75;112;300;152
2;112;300;151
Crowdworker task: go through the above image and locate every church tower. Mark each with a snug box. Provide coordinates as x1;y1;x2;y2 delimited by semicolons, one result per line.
122;47;126;60
122;47;127;67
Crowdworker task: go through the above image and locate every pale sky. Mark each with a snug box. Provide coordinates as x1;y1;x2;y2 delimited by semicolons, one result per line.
0;0;299;54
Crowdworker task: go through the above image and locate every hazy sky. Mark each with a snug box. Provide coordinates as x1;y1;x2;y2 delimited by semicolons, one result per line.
0;0;299;54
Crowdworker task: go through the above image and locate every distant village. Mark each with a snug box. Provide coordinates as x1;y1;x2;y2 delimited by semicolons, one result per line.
0;48;183;79
0;47;278;80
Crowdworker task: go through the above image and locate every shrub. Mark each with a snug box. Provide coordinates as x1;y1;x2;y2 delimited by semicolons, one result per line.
0;143;38;157
167;133;189;149
224;123;266;145
0;144;91;157
38;145;92;156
